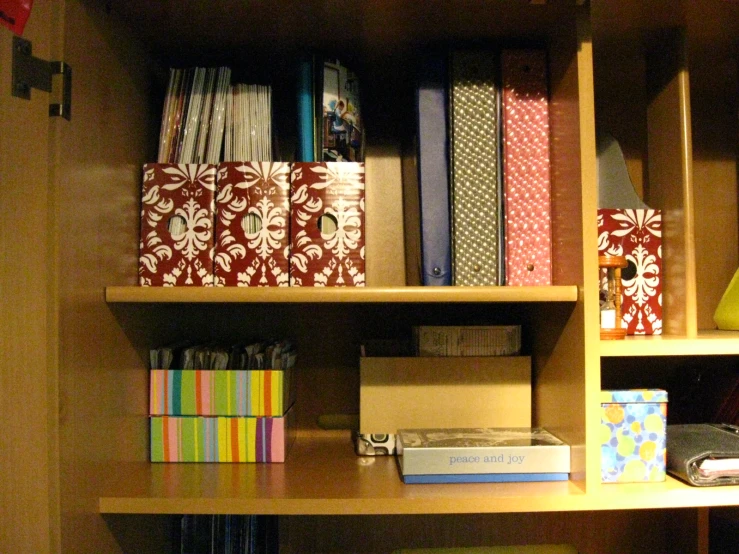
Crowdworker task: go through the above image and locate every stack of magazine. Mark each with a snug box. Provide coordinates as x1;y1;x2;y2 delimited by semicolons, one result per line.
158;66;232;164
396;427;570;484
157;66;275;164
224;83;273;162
156;55;366;166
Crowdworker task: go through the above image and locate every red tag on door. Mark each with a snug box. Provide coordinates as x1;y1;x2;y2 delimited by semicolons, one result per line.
0;0;33;36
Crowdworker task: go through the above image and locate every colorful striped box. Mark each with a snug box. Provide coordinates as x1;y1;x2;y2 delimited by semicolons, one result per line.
150;408;295;463
149;368;295;417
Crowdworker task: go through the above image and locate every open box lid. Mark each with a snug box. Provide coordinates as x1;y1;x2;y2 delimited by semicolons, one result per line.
601;389;668;404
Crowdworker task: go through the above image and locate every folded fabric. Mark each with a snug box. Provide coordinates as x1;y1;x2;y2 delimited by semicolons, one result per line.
667;423;739;486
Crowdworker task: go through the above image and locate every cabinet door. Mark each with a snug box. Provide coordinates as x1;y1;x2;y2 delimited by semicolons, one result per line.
0;1;58;552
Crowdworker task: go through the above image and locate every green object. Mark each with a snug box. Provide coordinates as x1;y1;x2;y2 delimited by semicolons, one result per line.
182;417;196;462
215;371;229;414
150;417;164;462
181;370;196;413
714;268;739;330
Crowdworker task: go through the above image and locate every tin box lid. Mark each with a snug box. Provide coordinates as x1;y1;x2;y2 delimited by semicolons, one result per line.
600;389;668;404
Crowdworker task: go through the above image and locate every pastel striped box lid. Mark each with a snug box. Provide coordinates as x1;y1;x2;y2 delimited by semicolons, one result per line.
150;408;295;463
150;368;295;417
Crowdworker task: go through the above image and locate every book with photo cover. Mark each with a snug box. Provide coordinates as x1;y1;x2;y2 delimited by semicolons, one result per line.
397;427;570;477
321;59;364;162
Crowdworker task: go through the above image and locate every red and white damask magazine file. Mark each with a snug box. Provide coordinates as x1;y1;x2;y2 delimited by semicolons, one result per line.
502;49;552;286
214;162;291;286
598;208;663;335
289;162;365;286
139;163;216;286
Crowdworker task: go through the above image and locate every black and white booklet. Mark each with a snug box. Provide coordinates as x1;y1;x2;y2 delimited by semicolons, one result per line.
667;423;739;486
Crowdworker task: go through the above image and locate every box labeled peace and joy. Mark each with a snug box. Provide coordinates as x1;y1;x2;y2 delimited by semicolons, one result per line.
600;389;668;483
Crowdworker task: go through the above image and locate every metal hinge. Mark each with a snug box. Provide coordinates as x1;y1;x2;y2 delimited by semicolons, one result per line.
12;36;72;120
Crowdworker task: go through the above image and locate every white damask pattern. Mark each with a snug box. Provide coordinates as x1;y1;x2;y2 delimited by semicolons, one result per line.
290;162;365;287
214;162;290;286
597;209;662;335
139;164;216;286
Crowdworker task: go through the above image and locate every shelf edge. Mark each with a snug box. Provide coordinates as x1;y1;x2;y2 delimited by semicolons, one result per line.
105;285;580;304
600;330;739;357
98;478;739;516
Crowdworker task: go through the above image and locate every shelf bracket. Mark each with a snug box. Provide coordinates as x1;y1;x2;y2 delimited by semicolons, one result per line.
12;36;72;120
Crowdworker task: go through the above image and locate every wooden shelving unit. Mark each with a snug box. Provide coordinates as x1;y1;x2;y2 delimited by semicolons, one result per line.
3;0;739;552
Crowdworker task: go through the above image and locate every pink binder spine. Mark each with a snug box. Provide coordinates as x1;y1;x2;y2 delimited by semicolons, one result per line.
214;162;291;286
502;50;552;286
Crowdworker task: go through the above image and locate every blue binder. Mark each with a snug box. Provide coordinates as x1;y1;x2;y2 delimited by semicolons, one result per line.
416;55;452;286
296;56;315;162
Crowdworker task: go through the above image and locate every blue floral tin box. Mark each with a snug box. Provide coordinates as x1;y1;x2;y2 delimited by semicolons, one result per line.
601;389;668;483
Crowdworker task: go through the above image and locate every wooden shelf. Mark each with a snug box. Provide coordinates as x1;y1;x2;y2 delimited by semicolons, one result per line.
98;430;739;515
104;429;581;515
600;330;739;357
105;285;580;304
595;477;739;510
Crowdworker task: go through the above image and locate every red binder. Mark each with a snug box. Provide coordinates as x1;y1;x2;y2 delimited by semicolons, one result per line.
289;162;365;286
502;50;552;286
214;162;291;286
138;163;216;286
